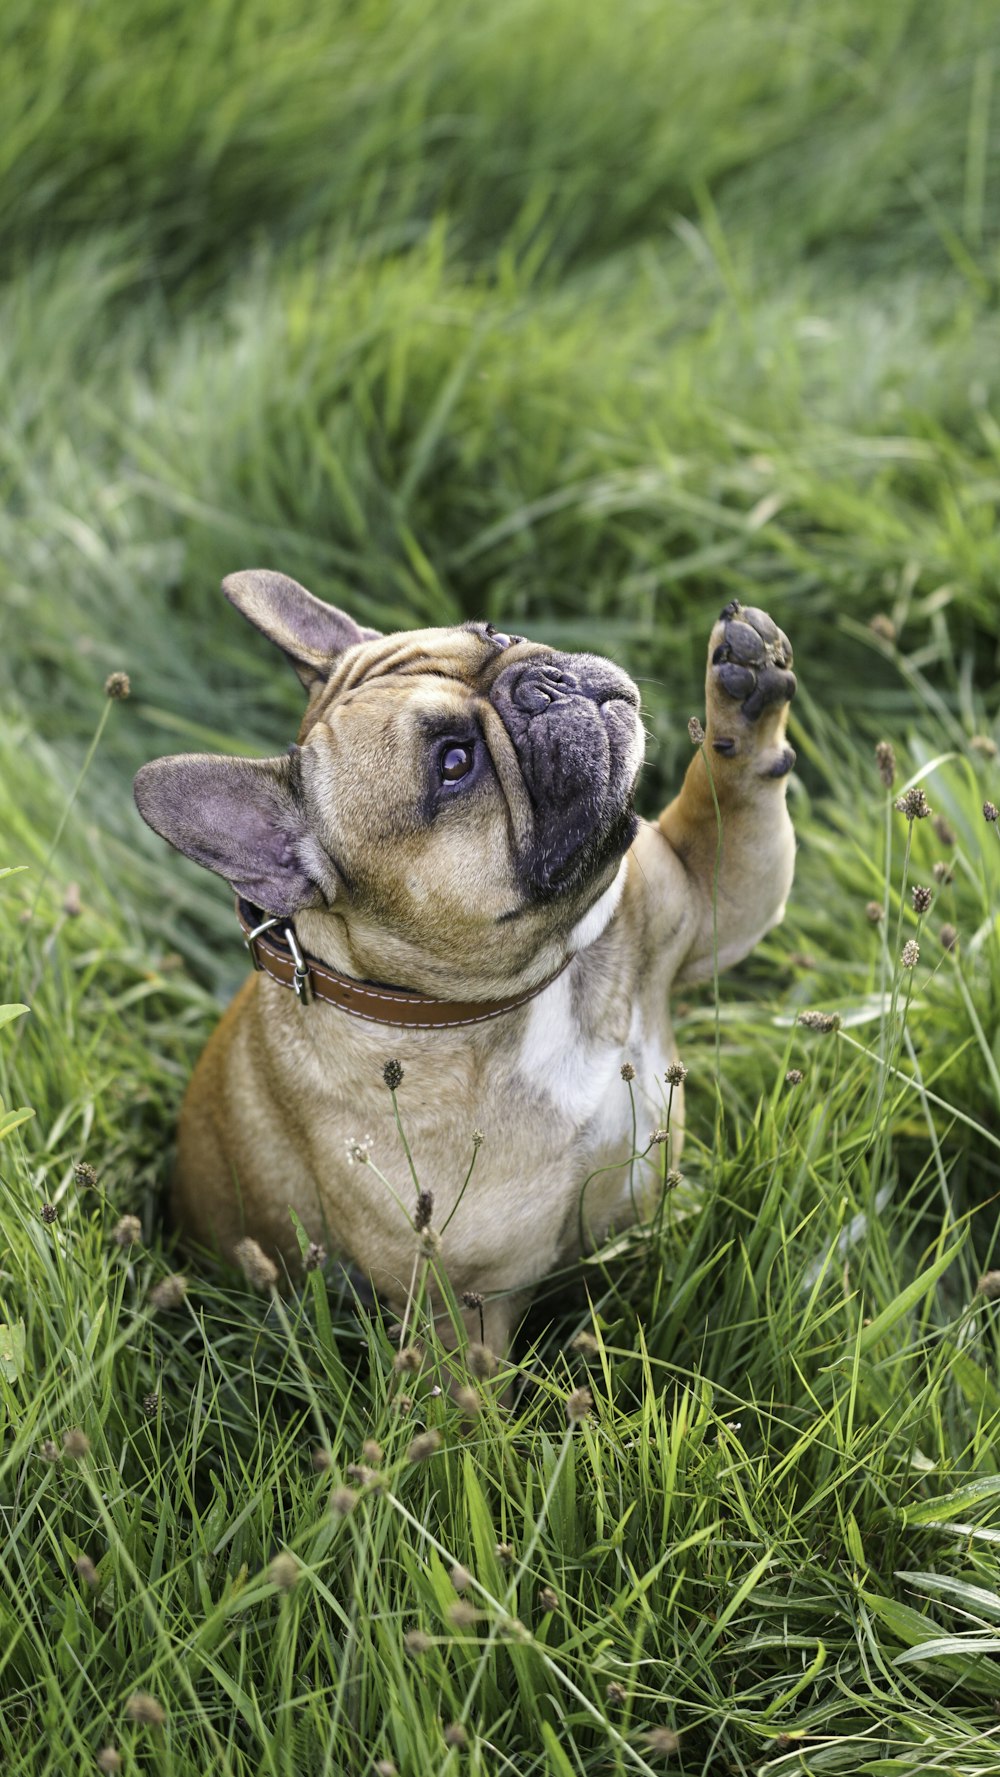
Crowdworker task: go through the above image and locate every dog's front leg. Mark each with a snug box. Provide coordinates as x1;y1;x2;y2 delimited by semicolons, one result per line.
658;602;797;983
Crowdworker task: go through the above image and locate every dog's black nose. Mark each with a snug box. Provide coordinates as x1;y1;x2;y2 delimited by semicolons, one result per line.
510;662;577;713
495;653;637;718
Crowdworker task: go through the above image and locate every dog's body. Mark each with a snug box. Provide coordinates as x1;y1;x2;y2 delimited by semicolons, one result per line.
136;575;796;1353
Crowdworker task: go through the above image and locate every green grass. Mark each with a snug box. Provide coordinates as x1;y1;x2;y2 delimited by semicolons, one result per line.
4;0;1000;1770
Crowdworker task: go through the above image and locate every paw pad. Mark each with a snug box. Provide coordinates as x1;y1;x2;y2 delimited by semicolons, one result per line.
713;603;795;721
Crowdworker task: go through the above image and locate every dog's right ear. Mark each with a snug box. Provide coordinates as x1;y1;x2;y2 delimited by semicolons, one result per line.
133;751;337;917
222;569;380;689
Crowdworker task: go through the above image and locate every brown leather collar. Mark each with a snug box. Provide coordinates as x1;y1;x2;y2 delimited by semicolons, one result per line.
236;897;570;1029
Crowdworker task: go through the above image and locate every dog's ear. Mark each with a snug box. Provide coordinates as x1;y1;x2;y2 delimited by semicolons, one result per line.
222;569;380;689
134;751;336;917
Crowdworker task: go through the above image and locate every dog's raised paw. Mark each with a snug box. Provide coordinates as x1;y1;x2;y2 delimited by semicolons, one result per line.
711;603;795;722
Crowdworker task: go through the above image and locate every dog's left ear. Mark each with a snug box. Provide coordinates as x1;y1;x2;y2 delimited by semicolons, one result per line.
222;569;380;689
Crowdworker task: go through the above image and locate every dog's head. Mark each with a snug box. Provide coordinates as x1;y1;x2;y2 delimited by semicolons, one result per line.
134;572;644;994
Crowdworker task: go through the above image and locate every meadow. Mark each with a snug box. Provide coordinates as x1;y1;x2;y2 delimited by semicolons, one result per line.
4;0;1000;1770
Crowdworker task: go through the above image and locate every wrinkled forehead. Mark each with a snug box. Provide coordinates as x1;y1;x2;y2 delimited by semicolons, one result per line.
299;621;548;735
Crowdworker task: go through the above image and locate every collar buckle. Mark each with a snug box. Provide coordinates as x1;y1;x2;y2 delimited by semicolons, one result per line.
244;912;281;971
284;924;315;1007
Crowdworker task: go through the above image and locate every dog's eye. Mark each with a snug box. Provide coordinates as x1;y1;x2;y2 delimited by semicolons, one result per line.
484;623;517;649
440;743;474;782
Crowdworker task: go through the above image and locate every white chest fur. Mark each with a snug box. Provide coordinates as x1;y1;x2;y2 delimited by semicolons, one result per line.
513;972;670;1242
516;971;635;1127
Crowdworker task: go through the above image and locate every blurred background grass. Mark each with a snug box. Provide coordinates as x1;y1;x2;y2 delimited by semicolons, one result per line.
5;0;1000;1142
5;0;1000;771
5;2;1000;1772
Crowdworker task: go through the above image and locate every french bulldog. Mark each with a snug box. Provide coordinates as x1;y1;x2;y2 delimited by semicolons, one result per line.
134;573;796;1354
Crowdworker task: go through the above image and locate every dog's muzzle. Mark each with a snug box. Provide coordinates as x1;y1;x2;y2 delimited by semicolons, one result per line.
490;653;641;899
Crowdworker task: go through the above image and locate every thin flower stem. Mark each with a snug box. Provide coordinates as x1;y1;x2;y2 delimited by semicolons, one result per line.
870;818;913;1145
901;1025;953;1216
440;1138;481;1236
24;698;114;935
653;1080;677;1245
390;1086;422;1198
699;744;724;1114
397;1251;423;1348
359;1155;412;1223
949;948;1000;1109
626;1077;638;1219
890;820;914;985
876;788;894;1072
576;1137;658;1255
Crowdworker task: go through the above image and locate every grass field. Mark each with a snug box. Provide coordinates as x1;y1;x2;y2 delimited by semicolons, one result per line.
4;1;1000;1771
